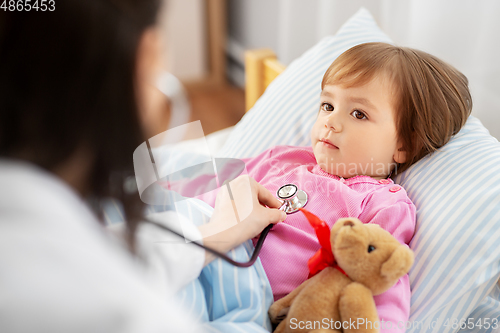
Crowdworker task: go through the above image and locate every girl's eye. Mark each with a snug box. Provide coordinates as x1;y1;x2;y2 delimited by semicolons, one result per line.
321;103;334;112
352;110;367;120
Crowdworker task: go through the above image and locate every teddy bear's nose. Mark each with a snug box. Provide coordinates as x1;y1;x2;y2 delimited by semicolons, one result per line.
343;220;355;227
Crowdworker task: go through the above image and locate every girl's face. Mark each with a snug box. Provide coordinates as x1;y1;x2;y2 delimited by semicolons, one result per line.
311;76;406;179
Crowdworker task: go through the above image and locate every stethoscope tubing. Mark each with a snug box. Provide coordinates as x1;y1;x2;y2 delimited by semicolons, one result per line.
144;218;273;267
143;184;302;268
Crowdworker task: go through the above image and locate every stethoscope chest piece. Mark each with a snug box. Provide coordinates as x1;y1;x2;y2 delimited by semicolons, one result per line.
277;184;308;214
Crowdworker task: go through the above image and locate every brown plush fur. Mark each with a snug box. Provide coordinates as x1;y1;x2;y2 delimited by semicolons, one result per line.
268;218;414;333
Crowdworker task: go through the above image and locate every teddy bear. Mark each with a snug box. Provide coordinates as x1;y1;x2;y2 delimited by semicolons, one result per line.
268;213;414;333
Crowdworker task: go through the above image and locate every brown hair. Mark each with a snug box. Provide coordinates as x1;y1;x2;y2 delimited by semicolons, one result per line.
321;42;472;174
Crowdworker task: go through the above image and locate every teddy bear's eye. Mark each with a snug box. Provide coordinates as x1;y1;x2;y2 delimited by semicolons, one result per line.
367;245;376;253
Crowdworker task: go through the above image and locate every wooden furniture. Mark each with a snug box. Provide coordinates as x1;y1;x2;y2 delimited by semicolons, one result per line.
206;0;227;85
244;49;285;112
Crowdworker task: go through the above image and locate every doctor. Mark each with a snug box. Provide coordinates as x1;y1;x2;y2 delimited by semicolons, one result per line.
0;1;285;332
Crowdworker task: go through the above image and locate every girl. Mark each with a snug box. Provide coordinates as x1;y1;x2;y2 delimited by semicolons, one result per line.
241;42;472;331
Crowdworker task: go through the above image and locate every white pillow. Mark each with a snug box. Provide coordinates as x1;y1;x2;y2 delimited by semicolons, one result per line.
394;117;500;332
219;7;500;333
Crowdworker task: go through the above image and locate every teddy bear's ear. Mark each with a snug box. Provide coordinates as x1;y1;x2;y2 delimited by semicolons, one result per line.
380;246;415;282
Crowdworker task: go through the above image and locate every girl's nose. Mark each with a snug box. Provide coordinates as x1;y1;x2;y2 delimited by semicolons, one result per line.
325;111;342;132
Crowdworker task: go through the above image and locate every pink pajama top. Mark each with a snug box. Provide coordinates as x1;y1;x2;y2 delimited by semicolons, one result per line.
244;146;416;332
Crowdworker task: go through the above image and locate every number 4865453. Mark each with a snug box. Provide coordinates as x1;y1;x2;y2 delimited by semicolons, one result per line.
1;0;55;11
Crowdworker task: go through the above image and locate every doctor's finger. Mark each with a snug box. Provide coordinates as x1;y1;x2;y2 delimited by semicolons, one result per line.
257;204;287;225
253;180;282;209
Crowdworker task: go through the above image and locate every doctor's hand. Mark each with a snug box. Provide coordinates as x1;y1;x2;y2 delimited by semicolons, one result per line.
198;175;286;265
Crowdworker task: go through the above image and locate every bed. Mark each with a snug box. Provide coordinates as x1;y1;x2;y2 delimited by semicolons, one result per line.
107;7;500;333
198;8;500;333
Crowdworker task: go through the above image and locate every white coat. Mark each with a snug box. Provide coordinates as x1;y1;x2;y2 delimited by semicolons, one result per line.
0;159;206;333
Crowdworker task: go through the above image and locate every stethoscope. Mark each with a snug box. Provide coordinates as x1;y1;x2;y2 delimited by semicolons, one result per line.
276;183;308;214
145;184;308;267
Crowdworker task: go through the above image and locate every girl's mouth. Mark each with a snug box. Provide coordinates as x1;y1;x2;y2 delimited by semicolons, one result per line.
320;139;339;149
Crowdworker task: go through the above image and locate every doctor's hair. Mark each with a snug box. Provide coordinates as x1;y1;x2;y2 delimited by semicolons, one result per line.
321;42;472;175
0;0;161;252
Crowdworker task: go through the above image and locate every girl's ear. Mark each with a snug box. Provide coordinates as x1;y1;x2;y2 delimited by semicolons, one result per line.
393;143;407;164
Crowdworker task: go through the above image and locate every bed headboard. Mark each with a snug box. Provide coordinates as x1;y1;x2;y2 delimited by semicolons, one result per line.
244;49;285;112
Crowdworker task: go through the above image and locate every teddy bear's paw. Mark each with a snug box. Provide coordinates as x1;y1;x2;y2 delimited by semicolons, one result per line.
268;304;289;324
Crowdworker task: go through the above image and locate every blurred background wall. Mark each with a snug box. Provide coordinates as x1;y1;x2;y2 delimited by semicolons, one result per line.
159;0;208;82
159;0;499;139
159;0;226;85
155;0;245;139
226;0;500;139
